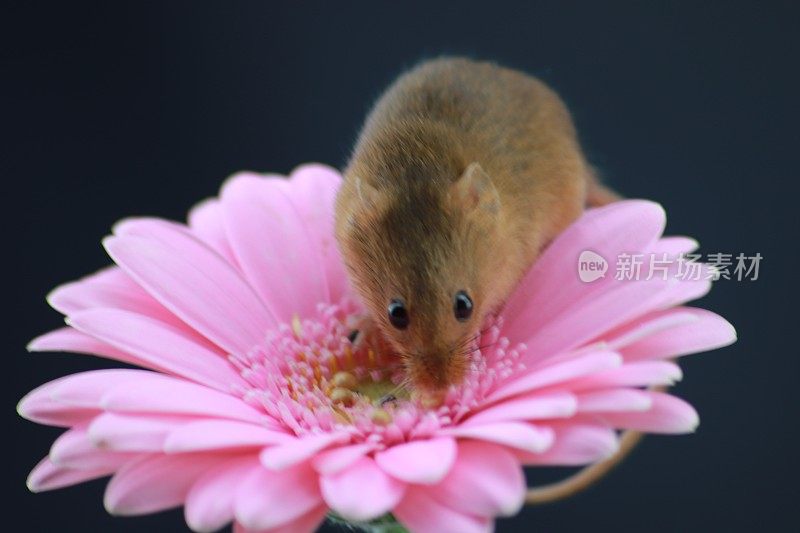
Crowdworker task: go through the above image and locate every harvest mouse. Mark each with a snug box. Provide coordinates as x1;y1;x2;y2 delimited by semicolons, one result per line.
335;57;617;393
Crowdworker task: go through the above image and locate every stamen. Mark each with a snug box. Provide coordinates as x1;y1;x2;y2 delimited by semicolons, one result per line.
370;408;392;425
291;314;304;338
330;387;356;406
232;298;525;443
331;371;357;390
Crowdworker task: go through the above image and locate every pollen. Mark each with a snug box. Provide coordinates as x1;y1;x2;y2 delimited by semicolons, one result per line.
370;408;392;426
330;371;358;390
330;387;356;406
229;298;525;445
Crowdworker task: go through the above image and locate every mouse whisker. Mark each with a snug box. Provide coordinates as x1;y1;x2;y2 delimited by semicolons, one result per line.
452;337;500;360
458;331;481;348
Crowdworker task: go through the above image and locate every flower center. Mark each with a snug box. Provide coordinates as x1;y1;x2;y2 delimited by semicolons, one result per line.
229;298;525;445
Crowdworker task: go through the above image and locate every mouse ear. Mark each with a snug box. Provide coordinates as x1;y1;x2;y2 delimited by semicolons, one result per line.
451;162;500;214
355;177;381;210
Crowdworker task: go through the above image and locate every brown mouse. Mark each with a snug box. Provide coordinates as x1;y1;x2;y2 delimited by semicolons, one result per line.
335;57;617;393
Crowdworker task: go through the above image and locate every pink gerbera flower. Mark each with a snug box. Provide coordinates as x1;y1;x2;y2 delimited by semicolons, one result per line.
19;164;735;532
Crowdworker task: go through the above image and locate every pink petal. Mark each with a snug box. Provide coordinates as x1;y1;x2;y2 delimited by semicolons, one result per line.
569;360;683;389
442;422;554;453
649;236;699;255
464;392;577;426
28;327;135;362
259;432;350;470
282;164;349;302
263;505;328;533
88;413;187;451
47;369;155;408
521;276;677;360
487;351;622;403
27;457;121;493
104;220;276;356
620;308;737;361
187;198;240;266
17;369;145;427
233;506;328;533
374;437;456;485
234;462;322;531
17;379;96;428
433;441;525;517
32;330;239;408
503;200;666;340
654;275;712;310
220;173;329;321
50;427;137;469
598;391;699;433
185;456;259;533
602;308;700;351
68;308;243;391
104;453;222;516
100;375;266;424
502;203;721;362
394;488;492;533
48;427;94;466
165;419;293;453
576;389;653;413
517;423;619;466
47;266;193;331
312;442;378;475
320;456;406;522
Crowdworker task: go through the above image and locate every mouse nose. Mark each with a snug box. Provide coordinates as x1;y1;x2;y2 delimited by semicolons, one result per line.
409;348;467;392
422;358;450;389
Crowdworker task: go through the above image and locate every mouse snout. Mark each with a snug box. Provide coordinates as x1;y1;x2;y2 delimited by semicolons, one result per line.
408;346;468;392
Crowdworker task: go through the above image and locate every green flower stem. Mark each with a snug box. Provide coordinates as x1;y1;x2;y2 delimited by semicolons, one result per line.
326;512;409;533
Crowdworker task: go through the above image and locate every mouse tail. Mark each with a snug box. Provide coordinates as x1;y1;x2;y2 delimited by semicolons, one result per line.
524;384;667;505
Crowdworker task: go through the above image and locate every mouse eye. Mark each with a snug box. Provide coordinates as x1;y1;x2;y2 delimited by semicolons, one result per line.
387;299;409;330
454;291;473;322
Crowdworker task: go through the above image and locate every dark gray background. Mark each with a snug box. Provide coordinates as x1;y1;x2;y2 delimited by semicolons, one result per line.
5;2;797;532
